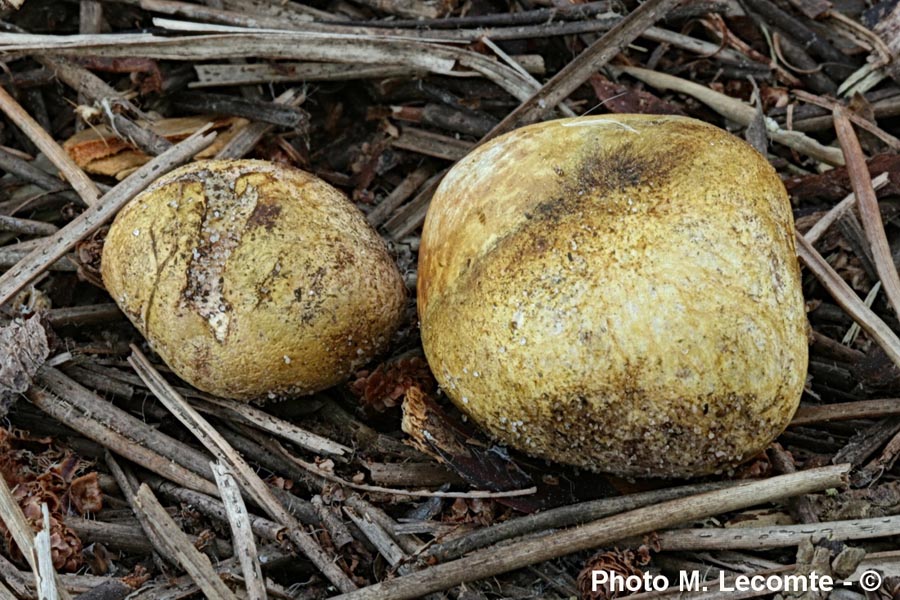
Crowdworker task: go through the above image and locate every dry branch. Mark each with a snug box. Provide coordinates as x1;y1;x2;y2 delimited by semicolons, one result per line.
211;462;266;600
215;88;303;159
196;395;349;458
0;32;538;102
33;505;59;600
618;66;845;166
26;386;219;496
651;515;900;550
134;484;240;600
0;86;100;206
795;232;900;367
0;128;216;307
424;480;738;563
489;0;681;137
332;465;849;600
37;366;216;482
803;172;890;244
127;346;358;593
833;107;900;318
344;507;407;567
792;399;900;425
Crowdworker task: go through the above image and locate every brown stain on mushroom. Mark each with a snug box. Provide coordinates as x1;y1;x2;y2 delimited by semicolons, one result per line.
247;202;282;231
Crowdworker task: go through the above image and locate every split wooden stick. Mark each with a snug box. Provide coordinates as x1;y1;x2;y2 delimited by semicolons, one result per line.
134;484;240;600
211;462;267;600
0;475;71;600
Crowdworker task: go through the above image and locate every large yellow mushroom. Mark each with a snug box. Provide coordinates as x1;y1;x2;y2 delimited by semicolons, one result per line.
418;115;808;478
103;159;406;401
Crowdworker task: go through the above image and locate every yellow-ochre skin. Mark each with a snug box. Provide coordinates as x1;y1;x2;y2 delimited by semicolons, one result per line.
102;159;406;401
418;115;808;478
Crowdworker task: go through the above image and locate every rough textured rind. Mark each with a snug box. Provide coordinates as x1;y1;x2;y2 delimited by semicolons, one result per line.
102;159;406;401
418;115;808;478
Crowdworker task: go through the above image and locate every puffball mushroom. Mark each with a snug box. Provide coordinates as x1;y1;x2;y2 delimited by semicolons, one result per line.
418;115;808;478
102;159;406;401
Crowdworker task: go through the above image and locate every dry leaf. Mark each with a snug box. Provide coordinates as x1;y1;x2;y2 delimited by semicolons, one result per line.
0;429;99;571
69;473;103;514
63;116;247;179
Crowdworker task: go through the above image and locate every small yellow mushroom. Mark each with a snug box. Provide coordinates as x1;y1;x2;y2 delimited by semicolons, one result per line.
103;159;406;401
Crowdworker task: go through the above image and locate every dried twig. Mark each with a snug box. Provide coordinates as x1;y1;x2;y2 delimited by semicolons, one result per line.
149;477;290;539
134;484;240;600
0;127;216;307
35;56;131;108
393;127;472;161
211;462;266;600
68;517;230;555
0;554;30;599
794;90;900;149
488;0;682;137
0;215;58;236
311;495;354;550
344;507;407;567
651;514;900;550
192;62;427;87
271;437;537;499
0;32;537;103
26;386;219;496
792;399;900;425
344;495;422;556
382;169;447;242
855;426;900;486
331;465;849;600
0;580;15;600
215;88;303;159
0;147;74;198
127;346;358;593
833;107;900;318
151;14;624;42
195;395;350;458
367;164;435;228
617;66;845;166
802;172;890;244
424;480;738;563
37;366;216;482
33;505;59;600
795;232;900;368
0;86;100;206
